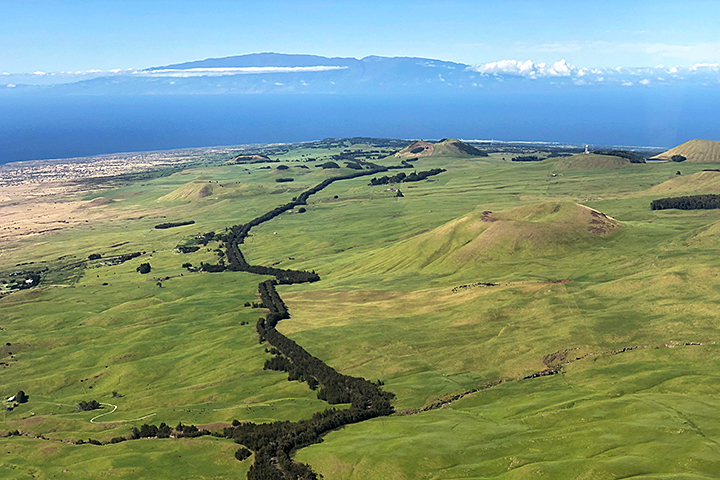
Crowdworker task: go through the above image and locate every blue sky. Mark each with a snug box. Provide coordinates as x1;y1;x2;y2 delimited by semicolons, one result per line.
1;0;720;72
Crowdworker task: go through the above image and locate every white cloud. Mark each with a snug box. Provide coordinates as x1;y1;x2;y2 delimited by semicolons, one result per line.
142;66;348;78
639;79;651;85
33;71;46;76
469;59;575;77
692;63;720;70
6;84;16;88
470;59;535;76
2;72;9;76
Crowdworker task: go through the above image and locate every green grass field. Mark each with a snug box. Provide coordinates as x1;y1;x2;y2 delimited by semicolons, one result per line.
3;144;720;479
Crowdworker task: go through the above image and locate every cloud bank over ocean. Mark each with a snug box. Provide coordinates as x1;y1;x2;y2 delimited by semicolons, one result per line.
3;54;720;92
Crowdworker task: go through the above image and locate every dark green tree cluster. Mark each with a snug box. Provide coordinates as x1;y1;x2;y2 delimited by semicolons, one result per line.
370;172;406;184
11;273;41;291
88;253;102;260
75;400;101;412
593;150;647;163
512;155;542;162
200;262;227;272
452;142;488;156
651;194;720;210
198;231;217;245
154;220;195;229
130;422;209;439
275;178;294;183
136;263;151;274
108;252;142;266
671;155;687;162
369;168;445;186
319;161;340;169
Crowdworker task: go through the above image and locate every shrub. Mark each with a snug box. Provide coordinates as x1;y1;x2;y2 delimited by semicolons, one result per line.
671;154;687;162
136;263;151;274
76;400;101;412
88;253;102;260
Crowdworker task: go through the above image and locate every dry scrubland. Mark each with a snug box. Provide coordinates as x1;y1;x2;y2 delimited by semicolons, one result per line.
3;140;720;479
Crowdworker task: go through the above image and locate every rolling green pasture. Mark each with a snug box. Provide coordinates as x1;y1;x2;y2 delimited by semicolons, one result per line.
3;147;720;478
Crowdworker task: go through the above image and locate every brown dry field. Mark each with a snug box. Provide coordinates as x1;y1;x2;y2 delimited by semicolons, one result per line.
0;180;154;248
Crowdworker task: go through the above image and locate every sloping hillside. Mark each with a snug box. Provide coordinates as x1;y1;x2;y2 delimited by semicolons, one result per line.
432;138;486;157
550;153;633;170
648;170;720;195
359;202;619;275
158;181;220;201
394;140;435;158
652;139;720;163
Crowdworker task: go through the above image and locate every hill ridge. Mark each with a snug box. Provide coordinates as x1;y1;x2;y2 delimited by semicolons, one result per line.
652;139;720;163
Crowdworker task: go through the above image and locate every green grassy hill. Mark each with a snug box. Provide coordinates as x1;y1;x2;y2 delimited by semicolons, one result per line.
548;153;632;170
4;141;720;479
352;201;618;276
648;170;720;195
653;138;720;163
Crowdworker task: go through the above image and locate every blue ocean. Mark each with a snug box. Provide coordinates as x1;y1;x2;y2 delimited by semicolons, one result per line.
0;87;717;164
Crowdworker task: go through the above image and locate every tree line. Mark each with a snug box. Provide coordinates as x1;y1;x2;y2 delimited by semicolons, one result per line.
593;150;647;163
154;220;195;229
369;168;446;186
651;194;720;210
208;167;395;479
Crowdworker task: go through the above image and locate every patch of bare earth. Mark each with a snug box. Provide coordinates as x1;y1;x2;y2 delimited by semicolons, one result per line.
0;181;160;248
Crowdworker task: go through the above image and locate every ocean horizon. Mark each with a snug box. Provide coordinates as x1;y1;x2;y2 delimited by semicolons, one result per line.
1;87;716;164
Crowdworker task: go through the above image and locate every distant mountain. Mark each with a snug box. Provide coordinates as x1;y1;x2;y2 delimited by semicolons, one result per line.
42;53;475;95
151;53;362;69
6;53;720;96
652;139;720;163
